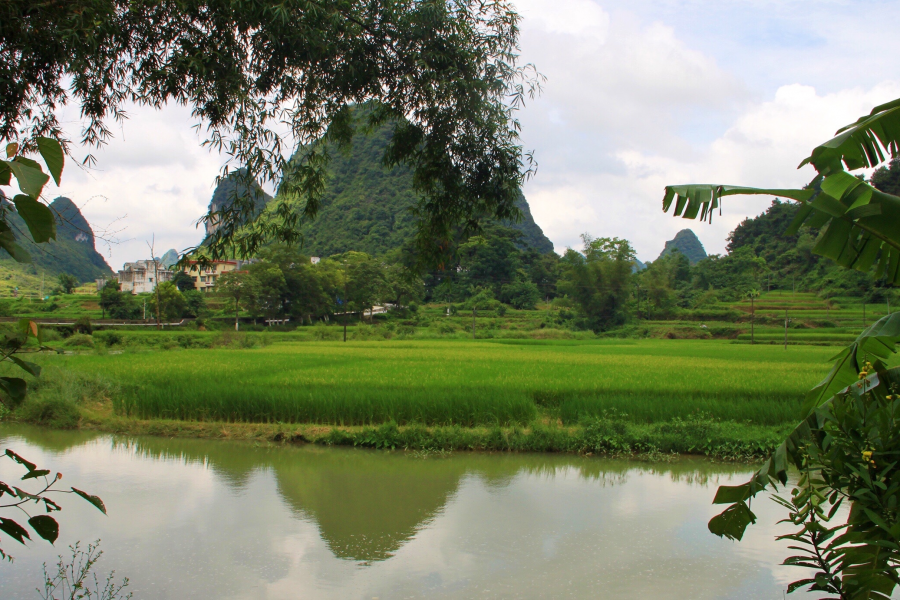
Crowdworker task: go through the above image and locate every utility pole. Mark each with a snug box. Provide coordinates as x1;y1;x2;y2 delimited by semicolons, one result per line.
751;293;756;345
143;298;146;320
784;308;789;350
147;236;161;330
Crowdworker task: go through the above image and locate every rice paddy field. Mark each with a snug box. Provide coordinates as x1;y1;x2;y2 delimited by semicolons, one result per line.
41;339;854;428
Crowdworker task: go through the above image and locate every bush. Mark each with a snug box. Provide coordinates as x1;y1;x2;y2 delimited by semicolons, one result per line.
500;280;540;309
40;327;64;342
94;330;124;346
17;397;81;429
74;316;93;334
64;333;95;348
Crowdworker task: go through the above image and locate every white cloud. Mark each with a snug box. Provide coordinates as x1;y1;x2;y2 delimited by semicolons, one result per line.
41;102;227;268
513;0;900;261
10;0;900;271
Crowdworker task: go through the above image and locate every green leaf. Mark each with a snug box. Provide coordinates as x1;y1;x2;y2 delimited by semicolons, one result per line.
800;98;900;173
708;501;757;541
20;469;50;481
712;484;751;504
11;195;56;243
8;356;40;378
5;449;36;472
0;518;31;544
786;579;817;593
72;487;106;514
18;319;38;338
36;138;64;186
6;158;49;199
0;232;32;263
0;377;27;405
27;515;58;544
0;161;10;186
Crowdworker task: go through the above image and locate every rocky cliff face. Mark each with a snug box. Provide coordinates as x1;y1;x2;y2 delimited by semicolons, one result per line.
658;229;707;264
201;118;554;257
0;195;113;282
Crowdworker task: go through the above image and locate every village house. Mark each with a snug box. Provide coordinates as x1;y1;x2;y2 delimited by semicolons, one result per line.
116;259;174;294
181;260;240;292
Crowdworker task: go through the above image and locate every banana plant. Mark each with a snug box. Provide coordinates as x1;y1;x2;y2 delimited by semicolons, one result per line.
663;98;900;285
663;97;900;597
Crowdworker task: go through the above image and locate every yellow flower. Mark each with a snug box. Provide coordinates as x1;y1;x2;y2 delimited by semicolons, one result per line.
862;450;873;462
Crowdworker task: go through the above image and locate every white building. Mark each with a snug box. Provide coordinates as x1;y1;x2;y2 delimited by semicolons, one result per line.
117;259;173;294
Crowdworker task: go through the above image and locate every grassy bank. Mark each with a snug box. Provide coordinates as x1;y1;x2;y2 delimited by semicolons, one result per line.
37;339;838;426
0;338;851;459
67;406;788;460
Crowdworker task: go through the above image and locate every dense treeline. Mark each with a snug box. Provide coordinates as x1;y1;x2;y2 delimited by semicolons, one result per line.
94;159;900;330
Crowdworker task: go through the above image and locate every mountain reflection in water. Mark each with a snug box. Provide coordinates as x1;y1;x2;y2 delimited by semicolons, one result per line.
0;425;796;599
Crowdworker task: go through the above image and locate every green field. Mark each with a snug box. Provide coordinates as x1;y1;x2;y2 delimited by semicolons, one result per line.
40;339;845;427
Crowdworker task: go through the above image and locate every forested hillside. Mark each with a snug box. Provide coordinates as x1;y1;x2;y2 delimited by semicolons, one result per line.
0;195;113;284
658;229;706;264
203;117;554;257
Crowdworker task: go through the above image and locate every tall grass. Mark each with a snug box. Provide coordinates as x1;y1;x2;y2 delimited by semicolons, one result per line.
40;339;844;427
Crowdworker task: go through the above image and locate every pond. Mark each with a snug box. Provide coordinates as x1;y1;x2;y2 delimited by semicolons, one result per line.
0;425;803;599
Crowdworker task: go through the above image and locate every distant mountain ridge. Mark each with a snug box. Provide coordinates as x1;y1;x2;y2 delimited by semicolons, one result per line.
203;118;554;256
159;249;179;268
0;195;113;283
658;229;707;264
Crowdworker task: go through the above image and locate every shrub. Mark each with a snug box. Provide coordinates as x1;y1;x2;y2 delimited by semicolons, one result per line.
74;316;93;334
17;397;81;429
64;334;95;348
94;330;124;346
40;327;64;342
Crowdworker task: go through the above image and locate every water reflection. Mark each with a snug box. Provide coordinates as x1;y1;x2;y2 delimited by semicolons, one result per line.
0;425;799;599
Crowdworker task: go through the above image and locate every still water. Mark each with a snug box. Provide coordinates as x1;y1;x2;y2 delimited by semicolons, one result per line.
0;425;803;599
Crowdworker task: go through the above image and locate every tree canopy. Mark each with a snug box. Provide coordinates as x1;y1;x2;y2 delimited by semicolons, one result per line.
3;0;540;265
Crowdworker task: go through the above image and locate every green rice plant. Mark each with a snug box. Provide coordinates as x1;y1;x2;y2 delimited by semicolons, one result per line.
40;339;850;428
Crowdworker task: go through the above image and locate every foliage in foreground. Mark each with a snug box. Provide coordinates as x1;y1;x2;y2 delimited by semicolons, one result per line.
39;540;131;600
666;95;900;597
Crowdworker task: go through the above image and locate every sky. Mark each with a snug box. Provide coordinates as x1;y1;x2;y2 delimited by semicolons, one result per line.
24;0;900;268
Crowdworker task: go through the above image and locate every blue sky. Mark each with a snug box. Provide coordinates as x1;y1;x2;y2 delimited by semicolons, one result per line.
39;0;900;267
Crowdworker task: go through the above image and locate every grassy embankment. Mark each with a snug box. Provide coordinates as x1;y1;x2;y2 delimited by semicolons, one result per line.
3;338;862;459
